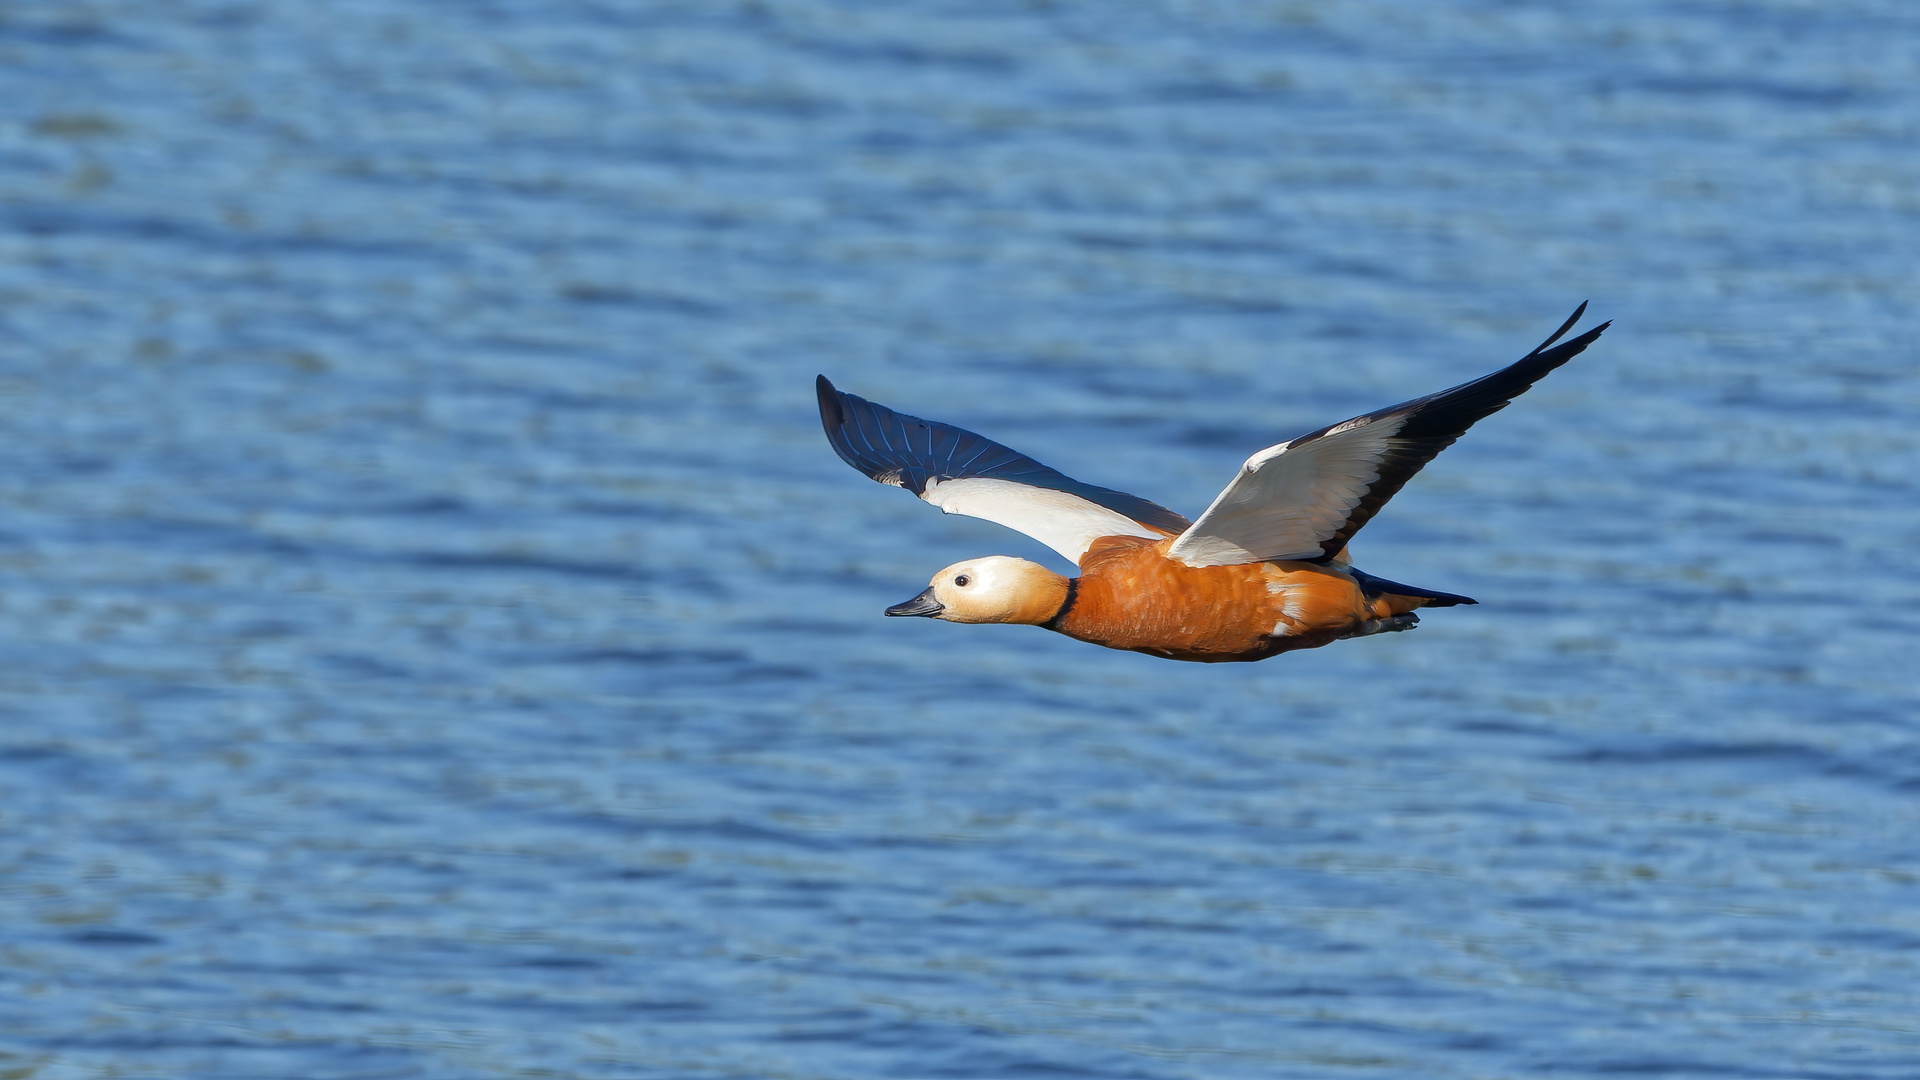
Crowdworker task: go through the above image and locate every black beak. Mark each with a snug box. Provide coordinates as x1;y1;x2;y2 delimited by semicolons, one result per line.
885;587;944;618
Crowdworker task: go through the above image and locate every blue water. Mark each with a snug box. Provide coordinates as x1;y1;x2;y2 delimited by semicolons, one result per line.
2;2;1917;1077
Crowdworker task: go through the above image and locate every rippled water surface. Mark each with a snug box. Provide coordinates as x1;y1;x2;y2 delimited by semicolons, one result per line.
3;2;1918;1077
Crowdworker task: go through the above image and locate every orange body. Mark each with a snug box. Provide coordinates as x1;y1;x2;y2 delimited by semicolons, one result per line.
1050;536;1428;663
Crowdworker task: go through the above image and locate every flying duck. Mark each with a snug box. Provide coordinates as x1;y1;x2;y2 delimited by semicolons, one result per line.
818;305;1608;663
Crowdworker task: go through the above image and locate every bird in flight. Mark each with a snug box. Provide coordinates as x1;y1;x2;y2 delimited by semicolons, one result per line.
817;305;1608;662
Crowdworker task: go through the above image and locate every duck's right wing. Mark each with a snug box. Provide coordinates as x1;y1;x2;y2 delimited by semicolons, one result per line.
818;376;1191;565
1166;305;1609;568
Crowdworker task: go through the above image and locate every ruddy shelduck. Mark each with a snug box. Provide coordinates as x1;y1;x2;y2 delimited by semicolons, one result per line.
818;305;1608;663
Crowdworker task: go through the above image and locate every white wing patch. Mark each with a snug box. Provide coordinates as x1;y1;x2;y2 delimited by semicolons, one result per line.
922;477;1166;565
1167;415;1410;567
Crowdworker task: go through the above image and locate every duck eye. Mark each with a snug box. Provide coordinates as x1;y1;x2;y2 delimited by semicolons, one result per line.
954;574;970;587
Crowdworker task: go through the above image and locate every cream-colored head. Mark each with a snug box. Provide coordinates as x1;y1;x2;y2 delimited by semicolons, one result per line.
884;556;1071;625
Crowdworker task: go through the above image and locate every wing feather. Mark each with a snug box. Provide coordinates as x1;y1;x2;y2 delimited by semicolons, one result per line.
1167;306;1609;567
818;376;1191;564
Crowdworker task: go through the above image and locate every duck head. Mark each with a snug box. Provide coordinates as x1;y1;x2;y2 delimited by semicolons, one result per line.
885;556;1071;625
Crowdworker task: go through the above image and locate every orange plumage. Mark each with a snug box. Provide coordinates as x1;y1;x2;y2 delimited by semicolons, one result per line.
1048;537;1439;662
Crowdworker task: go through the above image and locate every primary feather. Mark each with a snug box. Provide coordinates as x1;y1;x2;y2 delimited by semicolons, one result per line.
1166;304;1609;567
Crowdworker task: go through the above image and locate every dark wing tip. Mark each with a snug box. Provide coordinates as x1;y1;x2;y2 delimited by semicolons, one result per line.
1530;301;1589;355
1535;317;1609;372
815;374;867;475
816;374;843;426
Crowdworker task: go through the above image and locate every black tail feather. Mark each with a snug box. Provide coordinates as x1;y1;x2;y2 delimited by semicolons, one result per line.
1349;568;1477;607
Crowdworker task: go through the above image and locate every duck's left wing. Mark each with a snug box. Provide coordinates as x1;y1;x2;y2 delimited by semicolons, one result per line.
818;376;1191;564
1166;305;1609;568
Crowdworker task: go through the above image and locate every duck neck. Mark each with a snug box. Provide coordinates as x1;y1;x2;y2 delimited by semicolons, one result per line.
1039;575;1080;631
